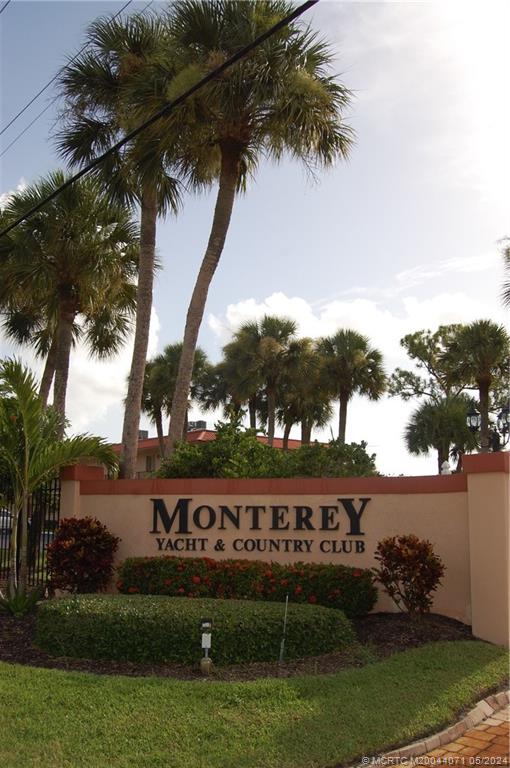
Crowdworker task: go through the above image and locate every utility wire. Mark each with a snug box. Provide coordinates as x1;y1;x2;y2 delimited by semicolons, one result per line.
0;0;12;16
0;0;135;138
0;0;319;238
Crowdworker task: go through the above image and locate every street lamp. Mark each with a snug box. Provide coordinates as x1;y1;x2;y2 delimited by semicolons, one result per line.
466;403;510;451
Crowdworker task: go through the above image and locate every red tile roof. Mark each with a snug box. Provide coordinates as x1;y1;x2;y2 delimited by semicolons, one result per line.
111;430;305;453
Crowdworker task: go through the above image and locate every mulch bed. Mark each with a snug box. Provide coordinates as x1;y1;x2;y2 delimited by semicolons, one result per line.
0;609;474;682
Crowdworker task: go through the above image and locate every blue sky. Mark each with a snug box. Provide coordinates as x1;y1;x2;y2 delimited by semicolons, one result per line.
1;0;509;475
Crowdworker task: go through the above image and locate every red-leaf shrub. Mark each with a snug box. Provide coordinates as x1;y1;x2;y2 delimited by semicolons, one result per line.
47;517;120;593
116;556;377;618
373;534;445;615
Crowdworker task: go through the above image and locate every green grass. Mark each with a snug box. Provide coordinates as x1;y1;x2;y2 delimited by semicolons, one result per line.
0;641;507;768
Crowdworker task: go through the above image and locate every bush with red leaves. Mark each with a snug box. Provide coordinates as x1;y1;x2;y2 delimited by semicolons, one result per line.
47;517;120;593
373;534;445;615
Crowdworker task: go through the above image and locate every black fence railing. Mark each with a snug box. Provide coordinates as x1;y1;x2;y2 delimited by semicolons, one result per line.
0;477;61;586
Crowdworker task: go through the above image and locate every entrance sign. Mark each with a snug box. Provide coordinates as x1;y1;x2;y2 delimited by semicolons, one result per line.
149;496;370;557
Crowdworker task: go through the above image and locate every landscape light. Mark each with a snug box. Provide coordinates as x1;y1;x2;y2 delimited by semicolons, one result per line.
466;407;481;433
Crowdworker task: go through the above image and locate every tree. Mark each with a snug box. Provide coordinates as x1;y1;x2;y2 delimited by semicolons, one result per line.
222;316;299;446
141;343;209;455
276;338;333;447
404;395;478;473
446;320;510;452
56;13;189;477
389;325;464;403
0;359;117;595
318;329;386;443
0;171;138;430
165;0;353;452
501;238;510;308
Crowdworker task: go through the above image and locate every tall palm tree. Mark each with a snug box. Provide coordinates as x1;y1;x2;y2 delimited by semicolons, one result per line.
0;359;117;594
222;316;299;446
446;320;510;452
56;13;189;476
0;171;138;430
405;395;478;474
318;329;386;443
164;0;353;452
276;338;333;447
141;342;209;455
501;238;510;308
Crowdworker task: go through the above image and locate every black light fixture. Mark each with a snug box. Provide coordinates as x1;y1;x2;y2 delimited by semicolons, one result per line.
496;403;510;438
466;406;481;433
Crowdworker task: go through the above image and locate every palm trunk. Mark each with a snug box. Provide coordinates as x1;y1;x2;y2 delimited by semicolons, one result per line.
18;492;29;592
248;396;257;430
39;333;58;406
338;394;348;443
301;420;312;445
267;388;276;447
283;421;292;450
120;189;158;478
479;380;490;453
166;143;240;455
53;298;75;436
155;409;165;458
182;410;188;441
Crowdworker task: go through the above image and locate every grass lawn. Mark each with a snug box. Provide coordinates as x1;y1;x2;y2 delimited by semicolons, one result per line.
0;641;507;768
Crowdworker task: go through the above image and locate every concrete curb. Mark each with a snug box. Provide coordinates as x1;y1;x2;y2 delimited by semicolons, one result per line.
380;690;510;760
349;689;510;766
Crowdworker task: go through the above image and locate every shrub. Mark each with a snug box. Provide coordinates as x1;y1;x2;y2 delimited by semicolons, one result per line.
117;556;377;618
47;517;120;593
158;420;377;478
373;534;445;615
36;594;356;665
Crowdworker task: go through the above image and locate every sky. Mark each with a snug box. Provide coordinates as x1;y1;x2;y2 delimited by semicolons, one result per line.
1;0;509;476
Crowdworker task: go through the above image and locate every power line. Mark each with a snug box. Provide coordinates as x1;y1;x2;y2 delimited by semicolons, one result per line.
0;98;57;160
0;0;319;238
0;0;135;138
0;0;12;16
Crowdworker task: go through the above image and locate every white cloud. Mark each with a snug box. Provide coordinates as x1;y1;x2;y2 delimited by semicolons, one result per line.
0;178;27;210
208;289;509;476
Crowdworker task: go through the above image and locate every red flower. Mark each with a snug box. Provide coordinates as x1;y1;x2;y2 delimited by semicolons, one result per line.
308;595;317;604
264;570;273;578
178;587;185;594
280;579;288;587
353;570;362;578
164;579;172;586
295;586;302;595
128;586;139;594
192;575;201;585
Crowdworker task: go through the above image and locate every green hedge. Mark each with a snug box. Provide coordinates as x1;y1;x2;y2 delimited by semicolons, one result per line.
117;556;377;618
36;595;356;665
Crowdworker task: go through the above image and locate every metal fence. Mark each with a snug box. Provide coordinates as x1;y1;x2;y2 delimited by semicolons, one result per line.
0;477;61;586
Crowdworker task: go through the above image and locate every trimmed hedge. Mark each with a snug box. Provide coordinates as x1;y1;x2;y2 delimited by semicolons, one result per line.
36;594;356;665
117;556;377;618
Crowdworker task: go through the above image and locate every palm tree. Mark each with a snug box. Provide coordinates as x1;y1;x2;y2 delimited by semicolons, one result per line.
196;360;249;424
0;359;117;594
164;0;353;452
0;171;138;430
56;13;190;476
501;238;510;308
276;338;333;447
405;395;478;474
318;329;386;443
222;316;299;446
141;343;209;455
446;320;510;452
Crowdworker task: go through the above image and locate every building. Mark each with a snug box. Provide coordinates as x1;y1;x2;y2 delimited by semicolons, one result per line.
111;425;306;478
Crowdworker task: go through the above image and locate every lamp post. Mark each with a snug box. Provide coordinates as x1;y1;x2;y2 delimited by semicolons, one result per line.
467;403;509;452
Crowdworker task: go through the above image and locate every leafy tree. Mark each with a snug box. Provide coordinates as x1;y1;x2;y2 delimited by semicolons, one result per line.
445;320;510;452
276;338;333;447
56;13;191;477
164;0;353;452
222;316;299;446
0;172;138;429
0;359;117;594
389;325;464;403
404;395;478;473
318;329;386;443
141;343;209;455
501;238;510;308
